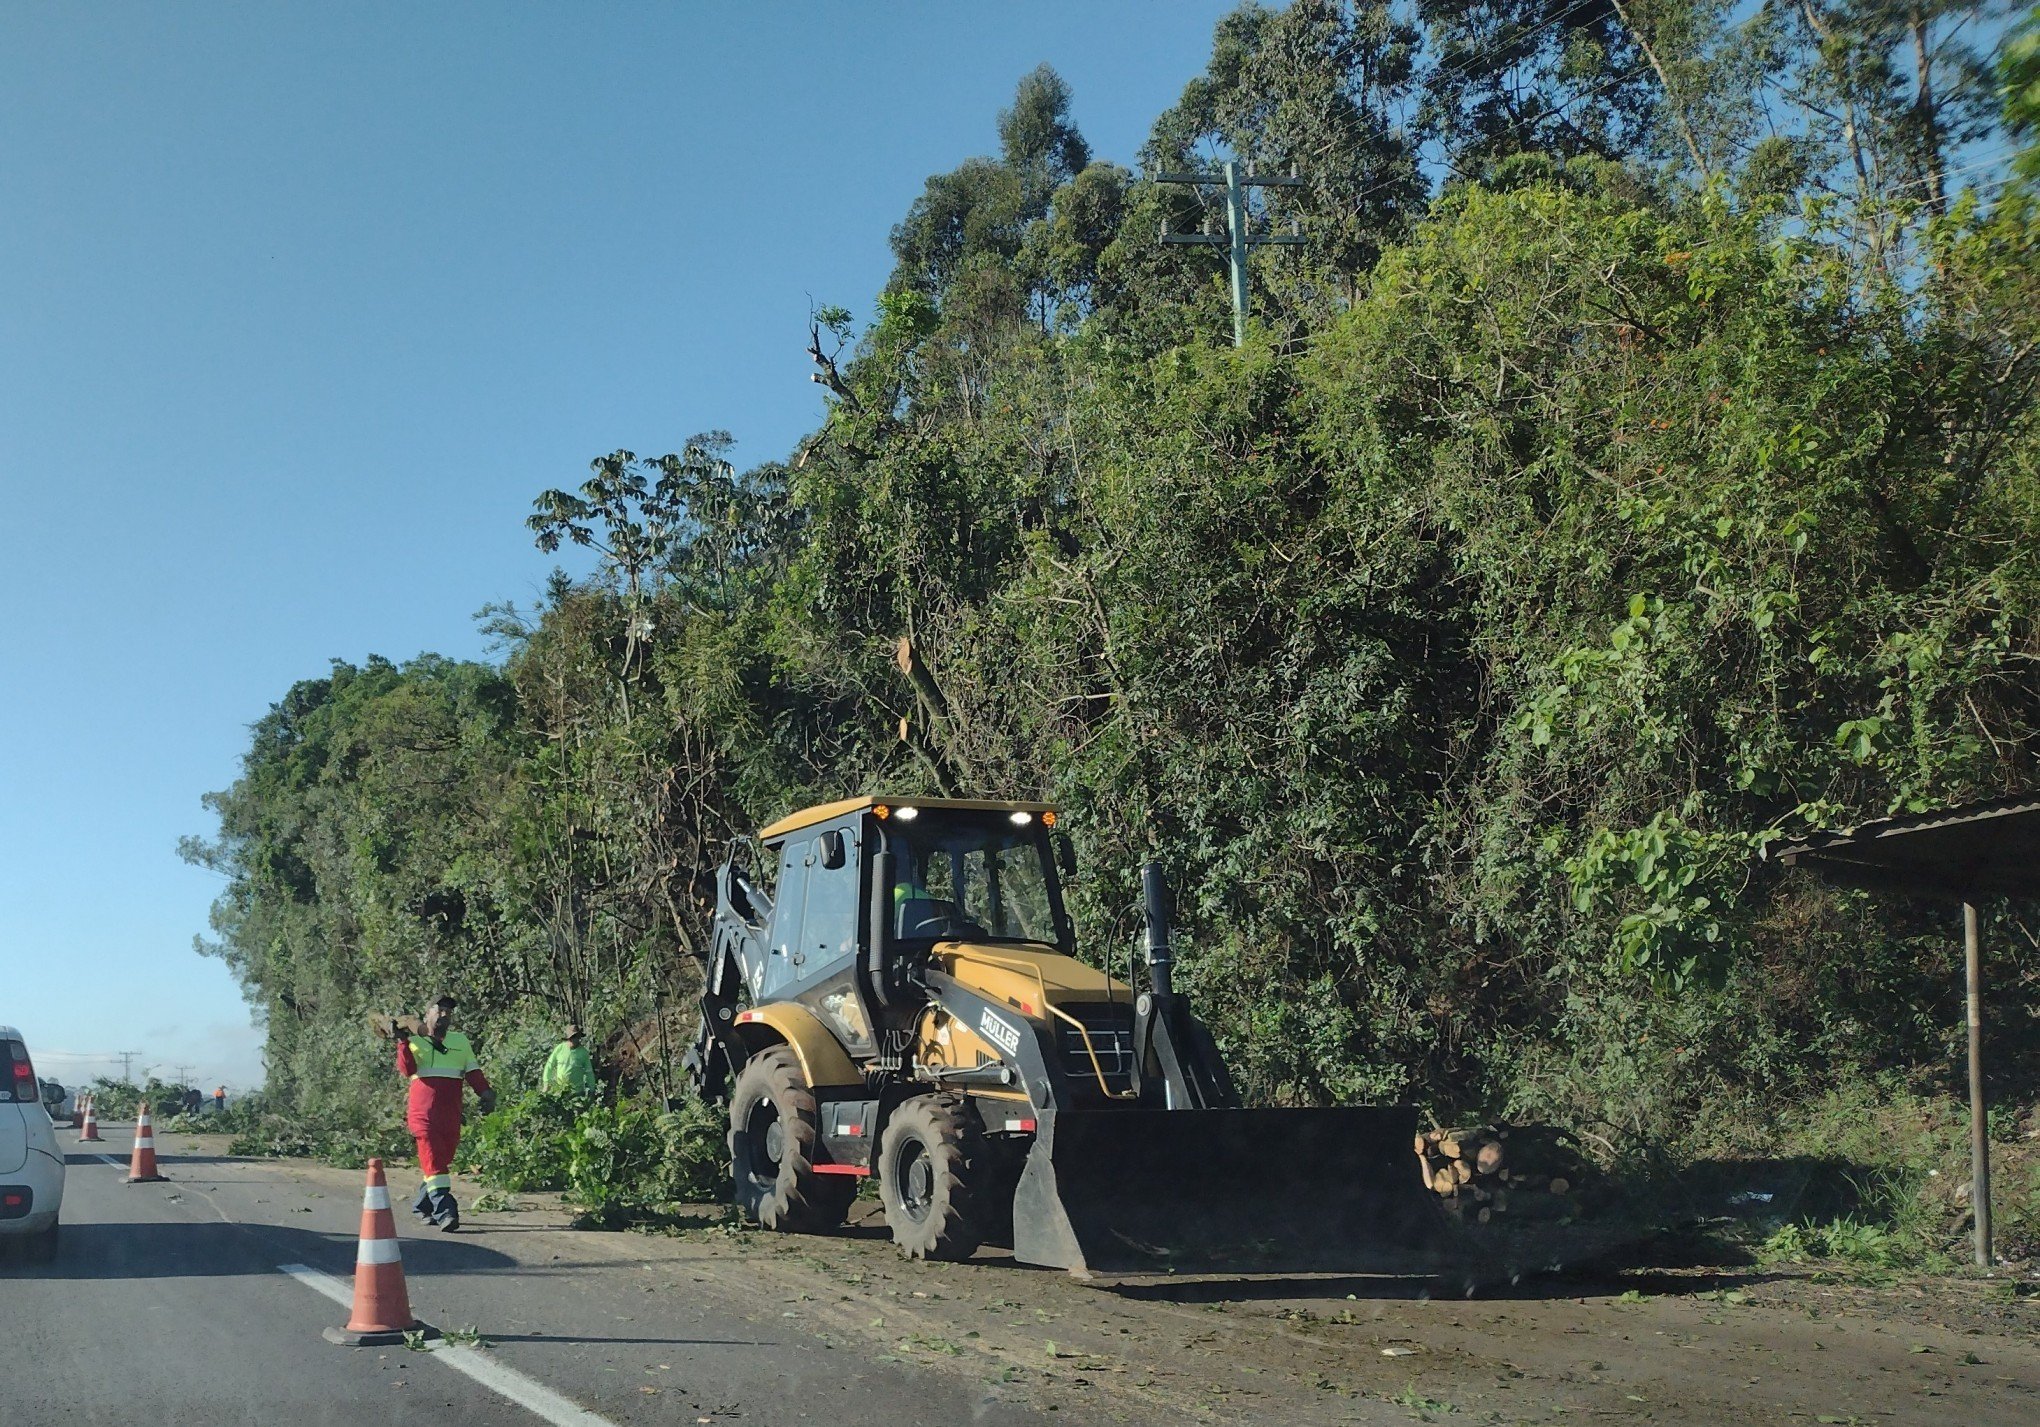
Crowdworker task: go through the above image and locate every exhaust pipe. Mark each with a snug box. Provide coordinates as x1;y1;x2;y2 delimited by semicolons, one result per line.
1141;861;1174;1000
1132;861;1234;1110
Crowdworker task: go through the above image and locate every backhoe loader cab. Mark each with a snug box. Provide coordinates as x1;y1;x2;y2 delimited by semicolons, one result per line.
686;796;1440;1275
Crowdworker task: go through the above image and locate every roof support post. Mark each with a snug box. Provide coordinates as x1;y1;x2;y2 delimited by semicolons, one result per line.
1963;902;1992;1268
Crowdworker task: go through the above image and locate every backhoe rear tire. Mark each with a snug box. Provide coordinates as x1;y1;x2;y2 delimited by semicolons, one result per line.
878;1094;984;1261
727;1046;855;1232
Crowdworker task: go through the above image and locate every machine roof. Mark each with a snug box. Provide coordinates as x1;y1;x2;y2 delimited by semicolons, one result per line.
758;796;1056;841
1765;791;2040;901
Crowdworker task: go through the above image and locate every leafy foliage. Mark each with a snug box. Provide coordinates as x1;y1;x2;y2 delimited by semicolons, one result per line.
190;9;2040;1198
460;1088;724;1220
457;1089;586;1191
87;1077;199;1122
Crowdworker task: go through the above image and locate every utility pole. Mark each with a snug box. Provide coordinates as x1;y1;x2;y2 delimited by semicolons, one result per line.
171;1064;194;1087
115;1050;142;1084
1156;160;1306;347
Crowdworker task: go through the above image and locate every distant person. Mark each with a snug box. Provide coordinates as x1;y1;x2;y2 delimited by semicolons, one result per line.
182;1087;202;1117
393;994;495;1231
540;1024;597;1096
213;1085;226;1115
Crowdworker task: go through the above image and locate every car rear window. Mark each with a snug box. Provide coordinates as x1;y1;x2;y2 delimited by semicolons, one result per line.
3;1040;36;1103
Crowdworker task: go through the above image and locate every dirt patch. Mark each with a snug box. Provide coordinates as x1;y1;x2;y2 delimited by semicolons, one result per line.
587;1200;2040;1425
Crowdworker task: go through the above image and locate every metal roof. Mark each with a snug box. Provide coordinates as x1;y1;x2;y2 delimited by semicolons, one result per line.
1765;791;2040;901
758;795;1056;841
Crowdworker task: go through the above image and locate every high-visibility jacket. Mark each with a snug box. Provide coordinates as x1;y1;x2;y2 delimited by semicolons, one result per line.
540;1042;597;1094
396;1031;490;1136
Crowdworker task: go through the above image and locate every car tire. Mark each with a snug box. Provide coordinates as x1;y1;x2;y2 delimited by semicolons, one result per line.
727;1047;855;1232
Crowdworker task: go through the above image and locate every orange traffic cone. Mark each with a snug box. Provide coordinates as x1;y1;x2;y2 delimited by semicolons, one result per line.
78;1095;102;1141
324;1158;432;1345
127;1102;167;1182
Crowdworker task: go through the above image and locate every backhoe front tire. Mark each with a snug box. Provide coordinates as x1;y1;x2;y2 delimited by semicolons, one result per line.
727;1047;854;1232
878;1094;985;1261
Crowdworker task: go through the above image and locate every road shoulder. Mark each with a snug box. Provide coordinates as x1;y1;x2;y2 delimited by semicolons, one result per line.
156;1130;2040;1426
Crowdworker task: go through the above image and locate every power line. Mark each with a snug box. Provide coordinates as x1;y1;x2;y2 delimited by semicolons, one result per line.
1271;2;1633;223
1142;2;1655;315
1424;0;1608;93
1348;62;1644;216
1354;6;2025;229
1875;147;2020;199
1141;0;1612;299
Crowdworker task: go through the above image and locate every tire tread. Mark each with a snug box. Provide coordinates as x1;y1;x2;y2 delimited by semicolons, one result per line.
879;1094;985;1261
727;1047;853;1232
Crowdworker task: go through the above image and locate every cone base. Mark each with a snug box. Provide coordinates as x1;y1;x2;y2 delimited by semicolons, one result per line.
325;1321;436;1347
126;1174;168;1183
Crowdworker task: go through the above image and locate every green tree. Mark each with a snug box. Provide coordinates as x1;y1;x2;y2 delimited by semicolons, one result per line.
191;3;2040;1167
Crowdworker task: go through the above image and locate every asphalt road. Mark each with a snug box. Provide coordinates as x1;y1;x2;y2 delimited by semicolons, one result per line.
0;1123;1110;1427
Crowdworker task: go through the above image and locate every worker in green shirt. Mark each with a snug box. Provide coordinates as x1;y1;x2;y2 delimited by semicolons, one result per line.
540;1024;598;1096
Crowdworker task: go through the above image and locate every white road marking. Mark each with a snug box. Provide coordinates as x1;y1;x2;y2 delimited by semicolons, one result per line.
432;1342;621;1427
277;1265;620;1427
97;1155;126;1169
279;1263;353;1307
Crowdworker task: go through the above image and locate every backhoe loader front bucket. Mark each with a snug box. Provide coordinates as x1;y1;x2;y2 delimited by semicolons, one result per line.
1011;1106;1445;1277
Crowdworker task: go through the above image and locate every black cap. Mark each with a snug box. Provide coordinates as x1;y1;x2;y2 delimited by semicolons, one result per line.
430;994;458;1010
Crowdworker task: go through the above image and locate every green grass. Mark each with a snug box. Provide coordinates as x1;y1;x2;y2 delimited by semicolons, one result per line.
1387;1384;1460;1420
1760;1215;1912;1269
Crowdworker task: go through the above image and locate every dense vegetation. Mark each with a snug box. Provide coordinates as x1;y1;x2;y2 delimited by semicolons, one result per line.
187;3;2040;1250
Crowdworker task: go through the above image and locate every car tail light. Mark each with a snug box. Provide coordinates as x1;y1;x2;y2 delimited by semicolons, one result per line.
8;1045;34;1103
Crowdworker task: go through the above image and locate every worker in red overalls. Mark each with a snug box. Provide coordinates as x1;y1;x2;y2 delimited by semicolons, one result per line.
393;994;495;1231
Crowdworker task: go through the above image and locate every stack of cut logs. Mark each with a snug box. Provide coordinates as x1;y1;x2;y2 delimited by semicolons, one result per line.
1414;1124;1587;1223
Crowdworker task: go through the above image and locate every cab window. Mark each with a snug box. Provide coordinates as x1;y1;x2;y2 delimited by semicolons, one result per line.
887;811;1067;946
801;825;859;971
762;839;810;998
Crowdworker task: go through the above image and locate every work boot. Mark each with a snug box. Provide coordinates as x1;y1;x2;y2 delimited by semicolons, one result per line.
425;1180;458;1222
428;1181;461;1232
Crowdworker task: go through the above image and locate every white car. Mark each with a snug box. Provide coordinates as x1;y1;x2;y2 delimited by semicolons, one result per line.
0;1027;64;1262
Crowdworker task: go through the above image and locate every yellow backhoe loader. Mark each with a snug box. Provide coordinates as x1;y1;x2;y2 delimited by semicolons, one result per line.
683;796;1440;1275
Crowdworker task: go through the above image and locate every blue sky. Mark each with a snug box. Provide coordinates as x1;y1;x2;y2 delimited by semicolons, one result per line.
0;1;1240;1091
